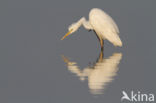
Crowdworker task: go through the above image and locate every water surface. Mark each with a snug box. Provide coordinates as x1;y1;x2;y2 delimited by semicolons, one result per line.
0;0;156;103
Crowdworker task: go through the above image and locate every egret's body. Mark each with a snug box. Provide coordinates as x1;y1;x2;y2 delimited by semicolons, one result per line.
61;8;122;48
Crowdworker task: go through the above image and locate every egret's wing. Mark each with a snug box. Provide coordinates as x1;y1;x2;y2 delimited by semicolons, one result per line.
97;15;122;46
90;9;122;46
106;13;119;33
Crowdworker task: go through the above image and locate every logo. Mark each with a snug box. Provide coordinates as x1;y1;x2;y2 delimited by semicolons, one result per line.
121;91;155;102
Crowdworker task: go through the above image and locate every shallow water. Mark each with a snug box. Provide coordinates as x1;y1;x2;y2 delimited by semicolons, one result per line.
1;0;156;103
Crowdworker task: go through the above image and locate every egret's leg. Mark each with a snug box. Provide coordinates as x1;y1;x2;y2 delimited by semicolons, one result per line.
93;30;104;50
99;48;104;62
100;38;104;51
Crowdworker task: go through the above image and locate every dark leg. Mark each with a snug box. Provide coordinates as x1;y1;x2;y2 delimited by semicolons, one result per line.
93;30;104;50
100;38;104;51
99;48;104;62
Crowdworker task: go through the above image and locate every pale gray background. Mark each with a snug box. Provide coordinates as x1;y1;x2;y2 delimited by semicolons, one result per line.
0;0;156;103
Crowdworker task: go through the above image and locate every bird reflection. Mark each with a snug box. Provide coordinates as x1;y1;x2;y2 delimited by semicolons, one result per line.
62;50;122;95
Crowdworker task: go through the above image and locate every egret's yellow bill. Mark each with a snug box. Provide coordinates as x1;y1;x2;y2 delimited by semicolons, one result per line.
61;30;73;40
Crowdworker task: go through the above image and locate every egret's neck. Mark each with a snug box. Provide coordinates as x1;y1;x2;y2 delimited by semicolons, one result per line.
76;17;85;28
77;17;93;30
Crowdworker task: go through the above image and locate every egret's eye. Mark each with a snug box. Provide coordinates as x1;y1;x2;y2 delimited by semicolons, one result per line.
69;28;73;32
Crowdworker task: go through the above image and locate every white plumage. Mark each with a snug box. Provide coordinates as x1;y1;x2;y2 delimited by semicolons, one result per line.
89;8;122;46
61;8;122;48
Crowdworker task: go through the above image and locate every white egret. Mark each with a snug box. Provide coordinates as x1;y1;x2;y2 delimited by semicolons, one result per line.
61;8;122;49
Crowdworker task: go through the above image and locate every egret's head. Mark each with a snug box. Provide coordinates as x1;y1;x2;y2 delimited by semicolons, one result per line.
61;23;79;40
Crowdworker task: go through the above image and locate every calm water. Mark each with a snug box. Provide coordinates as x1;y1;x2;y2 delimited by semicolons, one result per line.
62;50;122;95
1;0;156;103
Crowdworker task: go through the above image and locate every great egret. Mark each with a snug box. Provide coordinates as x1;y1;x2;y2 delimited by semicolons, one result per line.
62;50;122;95
61;8;122;49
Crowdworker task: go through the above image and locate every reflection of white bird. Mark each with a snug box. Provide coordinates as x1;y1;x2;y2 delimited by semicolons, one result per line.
61;8;122;49
62;51;122;95
121;91;131;101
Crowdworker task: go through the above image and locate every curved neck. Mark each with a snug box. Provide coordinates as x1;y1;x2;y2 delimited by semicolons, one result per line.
76;17;93;30
76;17;85;28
